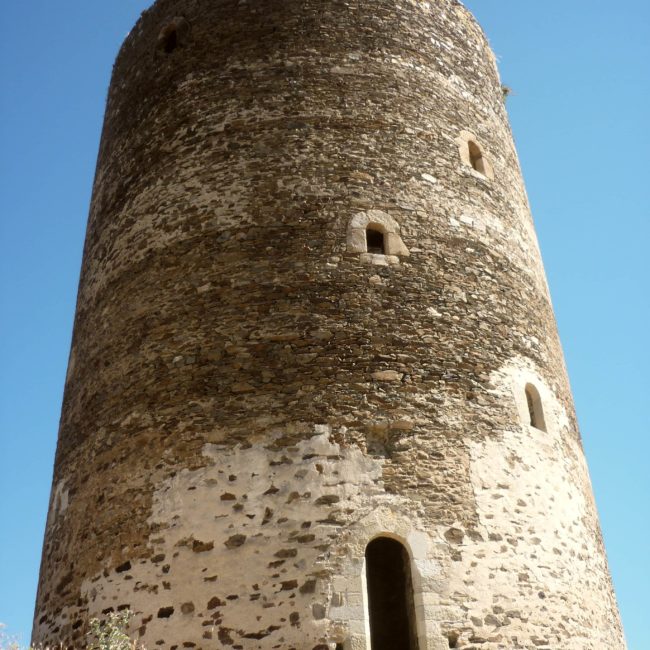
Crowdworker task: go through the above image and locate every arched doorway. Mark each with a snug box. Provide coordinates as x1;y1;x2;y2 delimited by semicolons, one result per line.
365;537;420;650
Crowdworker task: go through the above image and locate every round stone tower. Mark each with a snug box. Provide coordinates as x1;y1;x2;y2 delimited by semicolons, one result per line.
34;1;625;648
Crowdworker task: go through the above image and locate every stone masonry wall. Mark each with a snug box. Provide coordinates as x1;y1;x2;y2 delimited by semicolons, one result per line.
34;1;625;648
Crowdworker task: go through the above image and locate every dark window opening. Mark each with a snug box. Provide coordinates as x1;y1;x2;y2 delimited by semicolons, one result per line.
448;631;459;648
468;140;486;175
160;26;178;54
335;645;344;650
525;383;547;432
365;537;419;650
366;228;385;254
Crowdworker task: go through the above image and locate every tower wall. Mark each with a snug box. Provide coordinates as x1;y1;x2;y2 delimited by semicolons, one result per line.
34;1;625;648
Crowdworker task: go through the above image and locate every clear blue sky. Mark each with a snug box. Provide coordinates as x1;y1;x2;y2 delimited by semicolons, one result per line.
0;1;647;647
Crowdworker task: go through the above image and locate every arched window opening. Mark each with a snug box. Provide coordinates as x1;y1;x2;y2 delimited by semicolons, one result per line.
468;140;486;175
525;383;547;432
366;227;385;254
159;25;179;54
365;537;419;650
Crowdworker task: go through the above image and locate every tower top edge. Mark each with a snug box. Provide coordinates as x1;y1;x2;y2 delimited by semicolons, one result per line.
116;0;494;66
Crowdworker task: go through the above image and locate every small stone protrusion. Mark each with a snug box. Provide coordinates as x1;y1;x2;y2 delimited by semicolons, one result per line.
372;370;403;382
180;602;195;615
444;528;465;545
314;495;340;506
115;561;132;573
157;606;174;619
224;534;246;549
262;507;274;524
207;596;224;609
300;579;317;594
192;540;214;553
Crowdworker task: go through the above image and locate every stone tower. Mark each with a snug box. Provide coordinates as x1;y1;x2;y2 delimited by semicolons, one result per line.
33;1;625;648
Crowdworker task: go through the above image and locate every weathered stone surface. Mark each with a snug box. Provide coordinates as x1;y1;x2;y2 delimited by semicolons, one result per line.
33;1;625;649
371;370;403;382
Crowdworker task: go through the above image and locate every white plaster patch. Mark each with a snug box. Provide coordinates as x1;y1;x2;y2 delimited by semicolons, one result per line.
496;358;570;435
433;356;626;648
71;432;391;648
41;429;450;650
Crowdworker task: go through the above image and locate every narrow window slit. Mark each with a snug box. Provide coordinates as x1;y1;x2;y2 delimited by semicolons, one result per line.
156;17;191;54
163;28;178;53
468;140;486;174
525;383;547;432
366;228;385;254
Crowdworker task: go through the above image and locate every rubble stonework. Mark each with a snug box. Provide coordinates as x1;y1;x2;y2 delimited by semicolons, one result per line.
33;1;626;648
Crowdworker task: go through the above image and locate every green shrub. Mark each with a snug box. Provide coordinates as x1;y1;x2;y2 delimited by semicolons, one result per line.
87;611;143;650
1;611;145;650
